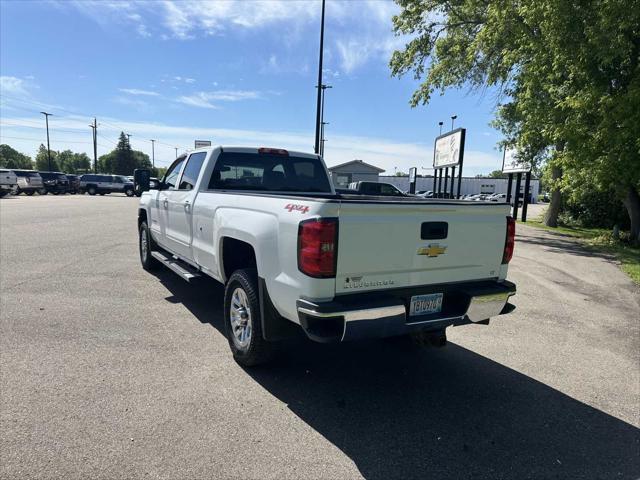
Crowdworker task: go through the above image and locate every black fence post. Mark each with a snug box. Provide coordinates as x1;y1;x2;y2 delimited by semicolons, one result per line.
522;171;532;222
513;172;522;220
506;173;513;204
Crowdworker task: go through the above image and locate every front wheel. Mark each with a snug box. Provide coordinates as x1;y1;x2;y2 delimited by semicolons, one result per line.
88;186;97;195
38;188;47;195
224;268;276;367
139;221;159;271
125;188;134;197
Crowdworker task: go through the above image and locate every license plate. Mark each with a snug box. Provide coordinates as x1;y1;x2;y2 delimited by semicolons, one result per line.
409;293;443;316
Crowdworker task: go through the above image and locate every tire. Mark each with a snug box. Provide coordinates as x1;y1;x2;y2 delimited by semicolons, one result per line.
224;268;276;367
25;190;35;196
139;221;159;271
88;186;97;195
125;188;134;197
38;189;47;195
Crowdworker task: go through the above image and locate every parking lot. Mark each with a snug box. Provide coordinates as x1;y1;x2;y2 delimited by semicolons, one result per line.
1;194;639;479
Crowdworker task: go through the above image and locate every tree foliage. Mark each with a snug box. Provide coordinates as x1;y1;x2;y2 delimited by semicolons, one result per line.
0;144;33;169
98;132;153;175
390;0;640;241
35;144;59;171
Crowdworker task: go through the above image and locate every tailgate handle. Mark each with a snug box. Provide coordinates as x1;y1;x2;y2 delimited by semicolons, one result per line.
421;222;448;240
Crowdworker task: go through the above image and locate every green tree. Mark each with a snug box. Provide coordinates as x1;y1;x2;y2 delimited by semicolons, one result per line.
57;150;91;174
0;144;33;169
488;170;507;179
35;144;59;171
390;0;640;241
98;133;154;175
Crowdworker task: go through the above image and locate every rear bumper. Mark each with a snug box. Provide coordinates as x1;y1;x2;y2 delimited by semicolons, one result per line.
297;280;516;343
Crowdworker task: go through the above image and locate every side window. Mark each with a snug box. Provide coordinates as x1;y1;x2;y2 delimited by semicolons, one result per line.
113;176;123;184
164;156;186;189
178;152;207;190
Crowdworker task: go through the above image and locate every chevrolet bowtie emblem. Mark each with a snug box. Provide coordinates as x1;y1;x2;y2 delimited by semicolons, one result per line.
417;244;447;257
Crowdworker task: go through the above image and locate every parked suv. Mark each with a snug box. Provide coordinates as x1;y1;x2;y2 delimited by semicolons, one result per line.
0;169;18;197
80;174;135;196
65;174;80;194
38;171;70;195
12;170;44;195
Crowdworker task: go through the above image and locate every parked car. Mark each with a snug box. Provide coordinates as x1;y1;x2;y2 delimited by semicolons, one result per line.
12;170;44;195
138;146;516;366
65;174;80;194
346;181;407;196
489;193;507;202
79;174;135;196
0;169;18;197
415;190;434;198
38;171;70;195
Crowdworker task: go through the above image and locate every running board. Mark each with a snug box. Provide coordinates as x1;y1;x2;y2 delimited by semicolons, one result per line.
151;251;202;282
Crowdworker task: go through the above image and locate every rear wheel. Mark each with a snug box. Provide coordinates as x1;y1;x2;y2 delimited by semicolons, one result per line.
88;186;97;195
38;188;47;195
224;268;276;367
125;188;134;197
139;221;159;271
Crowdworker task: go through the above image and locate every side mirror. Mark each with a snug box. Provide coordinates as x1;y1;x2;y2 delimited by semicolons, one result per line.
134;168;151;194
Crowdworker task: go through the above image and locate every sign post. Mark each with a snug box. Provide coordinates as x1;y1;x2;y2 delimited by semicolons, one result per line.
408;167;417;194
502;147;532;221
433;128;466;198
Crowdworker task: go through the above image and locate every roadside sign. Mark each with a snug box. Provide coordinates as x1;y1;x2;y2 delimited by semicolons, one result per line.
194;140;212;149
502;147;531;173
433;128;465;168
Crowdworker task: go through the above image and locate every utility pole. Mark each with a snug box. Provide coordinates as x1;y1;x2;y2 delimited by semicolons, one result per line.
125;133;132;146
318;84;332;157
320;122;329;157
174;147;178;159
451;115;457;131
40;112;52;171
438;121;443;135
313;0;326;154
89;118;97;173
150;139;156;168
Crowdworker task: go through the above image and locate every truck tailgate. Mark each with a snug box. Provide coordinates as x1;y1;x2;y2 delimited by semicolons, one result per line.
335;200;510;294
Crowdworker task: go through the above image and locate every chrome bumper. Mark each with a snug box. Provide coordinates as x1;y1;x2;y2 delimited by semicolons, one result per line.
297;280;516;343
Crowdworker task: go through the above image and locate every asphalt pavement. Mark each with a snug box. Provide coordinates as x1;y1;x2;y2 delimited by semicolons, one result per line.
1;194;639;479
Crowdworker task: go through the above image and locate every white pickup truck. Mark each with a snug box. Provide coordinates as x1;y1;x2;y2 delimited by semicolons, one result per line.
138;146;516;366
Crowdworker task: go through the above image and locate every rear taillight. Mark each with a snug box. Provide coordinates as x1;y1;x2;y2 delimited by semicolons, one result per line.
502;216;516;264
298;218;338;277
258;147;289;156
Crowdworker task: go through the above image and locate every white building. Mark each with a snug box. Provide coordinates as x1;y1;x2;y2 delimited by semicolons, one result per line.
327;160;386;187
380;175;540;202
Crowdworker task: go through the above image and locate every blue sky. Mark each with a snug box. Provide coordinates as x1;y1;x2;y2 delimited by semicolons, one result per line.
1;0;506;174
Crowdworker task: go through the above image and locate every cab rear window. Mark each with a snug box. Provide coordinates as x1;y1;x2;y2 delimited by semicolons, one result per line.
208;152;331;193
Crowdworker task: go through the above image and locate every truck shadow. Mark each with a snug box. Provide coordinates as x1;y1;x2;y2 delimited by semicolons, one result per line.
154;270;640;480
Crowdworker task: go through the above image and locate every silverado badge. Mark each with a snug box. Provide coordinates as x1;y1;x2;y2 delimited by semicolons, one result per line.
417;244;447;257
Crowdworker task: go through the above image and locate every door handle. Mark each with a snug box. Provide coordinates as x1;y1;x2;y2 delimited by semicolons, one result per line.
163;199;168;209
184;201;191;213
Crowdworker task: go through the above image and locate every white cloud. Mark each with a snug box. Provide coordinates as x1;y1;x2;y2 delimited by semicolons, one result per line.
0;76;29;97
119;88;160;96
176;90;262;109
62;1;403;74
0;114;503;174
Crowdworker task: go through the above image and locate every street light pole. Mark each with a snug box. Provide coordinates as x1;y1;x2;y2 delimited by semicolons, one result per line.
150;139;156;168
40;112;52;171
89;118;97;173
174;147;178;159
438;121;443;135
313;0;326;154
451;115;457;131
